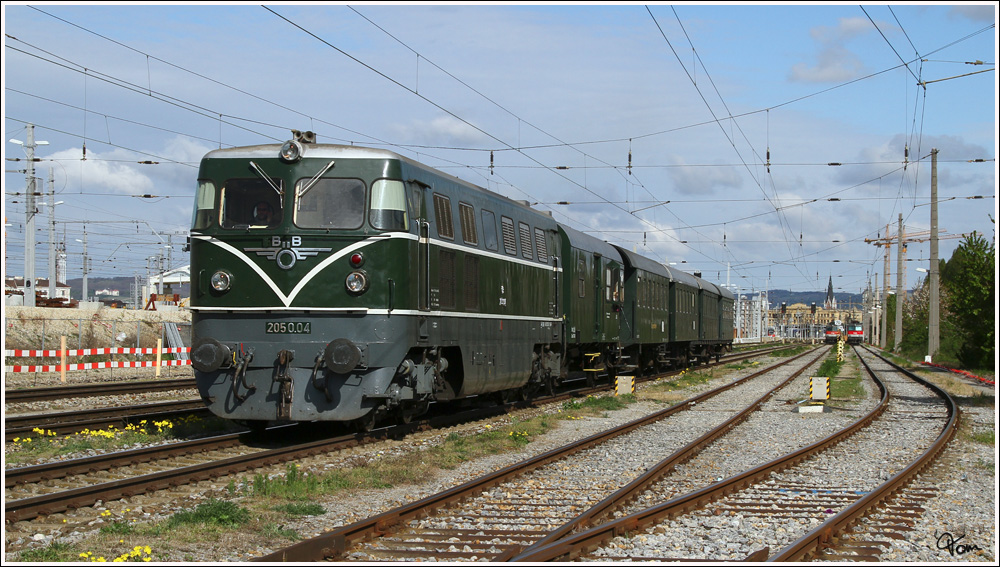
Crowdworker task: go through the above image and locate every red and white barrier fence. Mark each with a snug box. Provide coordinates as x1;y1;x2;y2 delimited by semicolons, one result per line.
5;338;190;379
6;347;190;358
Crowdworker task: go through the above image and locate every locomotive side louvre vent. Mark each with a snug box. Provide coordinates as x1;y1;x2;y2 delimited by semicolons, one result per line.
501;216;517;255
534;227;548;263
465;255;479;311
433;193;454;240
459;202;478;245
519;222;534;260
439;249;456;308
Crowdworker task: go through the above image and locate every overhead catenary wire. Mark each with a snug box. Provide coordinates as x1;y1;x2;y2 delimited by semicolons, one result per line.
5;7;992;288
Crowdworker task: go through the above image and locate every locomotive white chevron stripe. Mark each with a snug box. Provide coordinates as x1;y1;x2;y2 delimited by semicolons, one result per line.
190;233;413;307
190;231;563;311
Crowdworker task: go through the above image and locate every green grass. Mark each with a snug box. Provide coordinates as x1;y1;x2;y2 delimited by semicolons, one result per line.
561;393;631;414
5;415;242;466
968;427;994;446
167;499;251;529
16;542;80;562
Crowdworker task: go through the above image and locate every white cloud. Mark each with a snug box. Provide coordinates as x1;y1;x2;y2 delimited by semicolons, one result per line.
790;16;876;83
47;147;156;195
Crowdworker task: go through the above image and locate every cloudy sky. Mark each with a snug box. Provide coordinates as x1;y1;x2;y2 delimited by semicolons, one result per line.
3;2;996;302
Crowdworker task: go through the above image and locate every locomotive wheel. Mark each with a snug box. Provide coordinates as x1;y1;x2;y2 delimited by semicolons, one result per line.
499;389;520;404
543;375;556;397
352;410;378;433
396;401;427;425
517;386;531;402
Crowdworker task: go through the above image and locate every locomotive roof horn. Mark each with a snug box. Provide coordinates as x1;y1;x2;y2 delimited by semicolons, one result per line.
291;129;316;144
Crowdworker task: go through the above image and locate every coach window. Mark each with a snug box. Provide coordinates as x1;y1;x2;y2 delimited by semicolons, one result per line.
481;210;498;251
294;178;364;229
433;193;454;239
613;268;622;303
221;177;283;229
370;179;409;231
459;202;478;245
578;259;586;298
192;180;216;229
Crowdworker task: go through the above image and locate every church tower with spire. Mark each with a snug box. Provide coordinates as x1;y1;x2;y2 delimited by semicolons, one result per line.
823;275;837;310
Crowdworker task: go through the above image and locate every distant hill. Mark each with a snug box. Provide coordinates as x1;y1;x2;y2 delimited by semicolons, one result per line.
766;290;863;309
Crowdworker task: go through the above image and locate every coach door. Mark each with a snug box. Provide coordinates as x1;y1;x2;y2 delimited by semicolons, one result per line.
593;253;603;338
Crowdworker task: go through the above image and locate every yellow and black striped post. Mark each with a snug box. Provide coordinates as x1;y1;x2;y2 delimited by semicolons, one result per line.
615;375;635;396
809;376;830;401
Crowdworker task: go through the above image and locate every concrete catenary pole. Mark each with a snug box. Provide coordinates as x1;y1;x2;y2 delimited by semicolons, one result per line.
928;148;940;361
81;230;89;303
880;223;890;349
894;214;904;351
47;168;57;300
23;125;38;307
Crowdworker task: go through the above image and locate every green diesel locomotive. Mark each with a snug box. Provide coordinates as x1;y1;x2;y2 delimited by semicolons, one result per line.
189;132;733;431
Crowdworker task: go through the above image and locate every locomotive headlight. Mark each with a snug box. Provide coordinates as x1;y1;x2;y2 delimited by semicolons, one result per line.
210;270;233;292
345;271;369;294
279;139;303;163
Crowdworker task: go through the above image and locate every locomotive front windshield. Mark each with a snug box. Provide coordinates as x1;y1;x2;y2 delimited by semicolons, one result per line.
295;178;365;229
194;177;284;230
192;171;410;233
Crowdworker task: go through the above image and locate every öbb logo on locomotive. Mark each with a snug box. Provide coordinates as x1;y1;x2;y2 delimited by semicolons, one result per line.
245;236;333;270
189;131;735;431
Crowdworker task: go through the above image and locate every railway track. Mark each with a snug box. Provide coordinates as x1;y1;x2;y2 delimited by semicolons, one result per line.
255;347;829;561
4;345;786;443
4;400;211;441
3;378;196;402
515;345;958;562
253;344;958;562
2;346;798;526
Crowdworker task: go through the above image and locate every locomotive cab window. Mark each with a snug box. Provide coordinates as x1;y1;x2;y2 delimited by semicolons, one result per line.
220;178;283;229
192;180;216;230
370;179;408;231
481;210;498;251
294;178;365;229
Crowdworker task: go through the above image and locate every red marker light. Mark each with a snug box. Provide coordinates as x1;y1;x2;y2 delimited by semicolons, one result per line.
350;253;364;267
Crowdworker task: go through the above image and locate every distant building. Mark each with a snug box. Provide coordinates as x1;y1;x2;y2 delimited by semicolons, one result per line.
823;275;838;311
5;277;71;300
95;289;121;297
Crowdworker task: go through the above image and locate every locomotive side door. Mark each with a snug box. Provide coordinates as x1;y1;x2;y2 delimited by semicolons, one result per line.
409;181;431;313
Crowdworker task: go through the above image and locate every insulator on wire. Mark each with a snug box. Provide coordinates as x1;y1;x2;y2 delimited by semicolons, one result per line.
490;151;494;175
